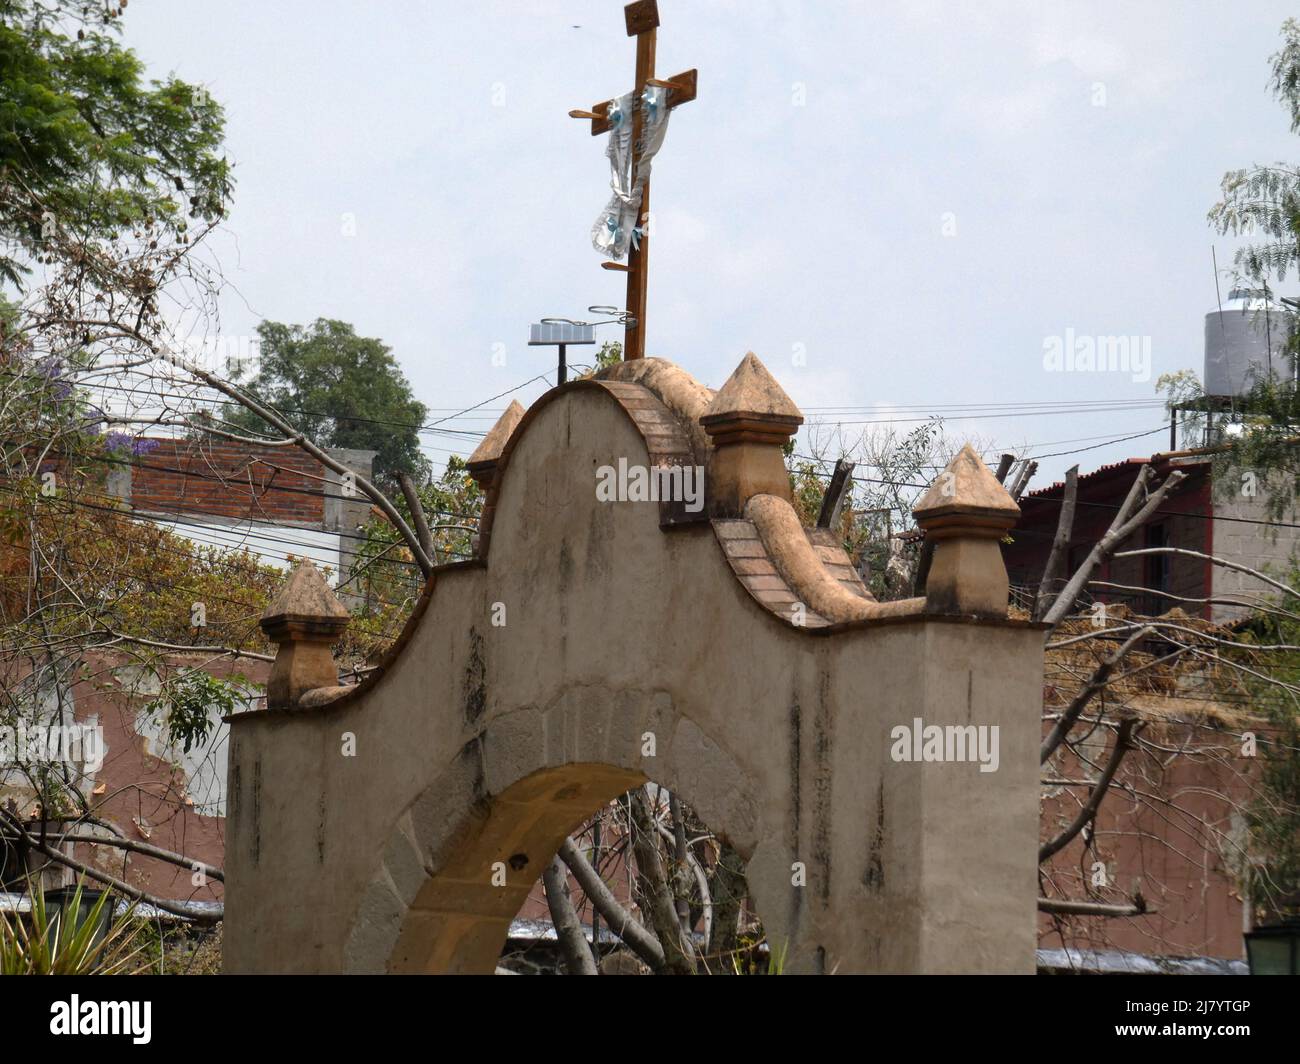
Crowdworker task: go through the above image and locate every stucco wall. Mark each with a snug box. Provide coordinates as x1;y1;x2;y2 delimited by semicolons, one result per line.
225;383;1043;974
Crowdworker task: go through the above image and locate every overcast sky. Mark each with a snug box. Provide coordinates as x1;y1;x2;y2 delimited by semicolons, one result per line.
124;0;1300;487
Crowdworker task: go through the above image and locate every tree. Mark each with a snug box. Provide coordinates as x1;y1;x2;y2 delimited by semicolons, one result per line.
225;319;430;491
0;0;230;290
1240;576;1300;923
786;419;1001;600
349;453;483;634
1201;18;1300;516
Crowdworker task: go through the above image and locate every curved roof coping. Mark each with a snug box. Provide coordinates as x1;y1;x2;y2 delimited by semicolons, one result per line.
744;493;924;625
595;357;715;463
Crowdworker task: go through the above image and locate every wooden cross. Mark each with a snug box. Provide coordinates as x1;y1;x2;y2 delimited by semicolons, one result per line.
569;0;697;361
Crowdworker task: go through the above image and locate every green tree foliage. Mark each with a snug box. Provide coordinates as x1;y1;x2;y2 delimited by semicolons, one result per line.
226;318;429;489
786;419;942;599
1211;19;1300;287
0;0;230;289
1239;578;1300;921
0;877;147;974
351;455;483;639
1202;19;1300;516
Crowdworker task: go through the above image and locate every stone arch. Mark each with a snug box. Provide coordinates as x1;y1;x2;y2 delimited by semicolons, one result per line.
341;685;770;973
224;354;1045;975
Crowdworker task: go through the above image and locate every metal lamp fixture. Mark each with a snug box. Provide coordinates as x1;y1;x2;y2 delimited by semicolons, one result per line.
1244;921;1300;975
43;883;115;948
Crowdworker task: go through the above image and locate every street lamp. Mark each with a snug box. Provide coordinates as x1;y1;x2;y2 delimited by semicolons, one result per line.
43;883;115;949
1244;921;1300;974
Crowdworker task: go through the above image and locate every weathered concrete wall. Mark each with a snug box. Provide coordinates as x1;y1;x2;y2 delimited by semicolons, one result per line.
224;379;1043;974
1211;468;1300;622
1;652;245;903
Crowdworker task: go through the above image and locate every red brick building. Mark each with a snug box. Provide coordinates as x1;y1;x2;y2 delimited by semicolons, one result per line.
1004;452;1297;622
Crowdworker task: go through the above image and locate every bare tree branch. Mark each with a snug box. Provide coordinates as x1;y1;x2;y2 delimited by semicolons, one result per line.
397;471;435;563
1042;466;1187;631
1034;464;1078;621
1039;717;1144;863
558;836;665;971
1038;896;1150;917
1114;546;1300;601
629;789;694;974
0;826;224;881
1041;626;1152;765
542;854;597;975
0;809;220;923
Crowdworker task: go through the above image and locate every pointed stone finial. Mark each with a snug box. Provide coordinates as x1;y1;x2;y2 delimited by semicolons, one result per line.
259;561;350;710
913;444;1021;617
699;353;803;516
467;399;526;490
701;351;803;427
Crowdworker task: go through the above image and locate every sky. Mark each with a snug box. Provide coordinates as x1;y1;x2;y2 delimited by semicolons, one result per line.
121;0;1300;492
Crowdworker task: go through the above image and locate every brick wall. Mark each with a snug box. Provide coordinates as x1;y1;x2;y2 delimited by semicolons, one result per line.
1005;459;1212;617
126;438;327;528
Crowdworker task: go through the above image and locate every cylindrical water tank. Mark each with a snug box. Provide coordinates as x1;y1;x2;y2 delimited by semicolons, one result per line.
1204;288;1290;397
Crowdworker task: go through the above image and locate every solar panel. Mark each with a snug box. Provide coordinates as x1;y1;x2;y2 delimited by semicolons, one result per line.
529;322;596;346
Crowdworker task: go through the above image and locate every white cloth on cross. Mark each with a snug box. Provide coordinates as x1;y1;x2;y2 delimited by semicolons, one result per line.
591;85;670;261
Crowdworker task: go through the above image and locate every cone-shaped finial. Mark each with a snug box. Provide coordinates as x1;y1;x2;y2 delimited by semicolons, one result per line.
260;560;350;632
701;352;802;429
913;443;1020;534
699;353;802;516
259;561;350;710
467;399;526;487
912;444;1020;618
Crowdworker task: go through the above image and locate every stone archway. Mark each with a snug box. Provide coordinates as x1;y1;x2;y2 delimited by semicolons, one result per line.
345;683;770;974
224;354;1044;974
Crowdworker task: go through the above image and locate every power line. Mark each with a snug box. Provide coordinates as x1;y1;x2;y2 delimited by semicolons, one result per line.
0;503;428;621
803;401;1167;429
7;366;1172;436
0;479;456;559
790;449;1300;534
36;449;483;521
0;367;555;438
1028;425;1169;460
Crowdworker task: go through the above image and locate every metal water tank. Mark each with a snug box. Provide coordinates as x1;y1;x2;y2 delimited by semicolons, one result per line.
1204;288;1290;397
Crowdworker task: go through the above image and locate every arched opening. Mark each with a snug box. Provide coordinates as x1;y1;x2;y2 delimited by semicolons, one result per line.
499;781;767;975
382;763;767;975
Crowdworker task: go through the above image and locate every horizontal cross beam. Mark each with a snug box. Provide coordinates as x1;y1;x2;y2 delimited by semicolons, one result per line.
569;69;697;136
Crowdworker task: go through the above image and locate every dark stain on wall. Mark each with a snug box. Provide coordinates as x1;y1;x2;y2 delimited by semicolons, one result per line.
251;758;262;867
316;791;327;865
811;672;833;904
460;734;488;807
788;696;802;927
558;538;574;590
231;761;241;856
463;627;487;726
863;779;885;891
